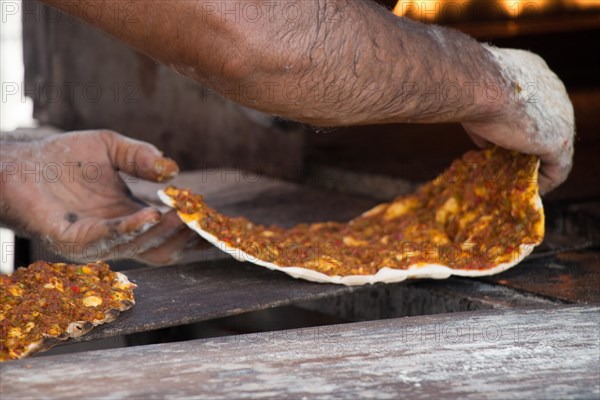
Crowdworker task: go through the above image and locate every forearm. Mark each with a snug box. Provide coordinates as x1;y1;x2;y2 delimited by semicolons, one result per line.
40;0;507;125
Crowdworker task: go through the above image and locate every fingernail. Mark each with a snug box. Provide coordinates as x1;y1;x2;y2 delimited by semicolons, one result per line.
154;158;179;182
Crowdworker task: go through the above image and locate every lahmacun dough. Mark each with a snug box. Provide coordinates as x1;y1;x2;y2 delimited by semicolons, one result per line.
159;148;544;285
1;261;136;361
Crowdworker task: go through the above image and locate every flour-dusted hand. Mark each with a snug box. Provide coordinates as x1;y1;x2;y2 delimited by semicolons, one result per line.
463;47;575;194
0;130;204;265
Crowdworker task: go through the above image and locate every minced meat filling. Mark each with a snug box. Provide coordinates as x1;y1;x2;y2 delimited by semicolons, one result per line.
1;261;135;361
166;147;544;276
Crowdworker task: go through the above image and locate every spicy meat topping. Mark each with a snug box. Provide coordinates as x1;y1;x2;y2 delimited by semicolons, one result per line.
165;147;544;276
1;261;135;361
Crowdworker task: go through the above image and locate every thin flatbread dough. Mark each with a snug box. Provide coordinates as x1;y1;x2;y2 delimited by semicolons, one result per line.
159;148;544;286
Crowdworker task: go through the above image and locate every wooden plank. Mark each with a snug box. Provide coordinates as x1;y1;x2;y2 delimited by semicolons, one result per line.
2;306;598;399
70;259;364;342
67;257;556;344
77;258;562;343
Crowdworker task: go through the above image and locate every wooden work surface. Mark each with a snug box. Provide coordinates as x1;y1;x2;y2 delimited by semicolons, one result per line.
2;306;598;399
72;255;565;343
78;259;362;342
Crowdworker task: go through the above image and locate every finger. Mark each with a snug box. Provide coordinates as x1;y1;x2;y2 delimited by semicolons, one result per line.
537;147;573;195
127;210;187;254
135;228;201;265
102;207;161;246
538;162;569;196
61;207;160;262
100;130;179;182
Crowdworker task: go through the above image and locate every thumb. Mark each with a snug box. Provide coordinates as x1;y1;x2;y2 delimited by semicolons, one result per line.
101;130;179;182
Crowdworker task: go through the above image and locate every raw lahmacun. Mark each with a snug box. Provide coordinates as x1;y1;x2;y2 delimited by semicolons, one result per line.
160;147;544;286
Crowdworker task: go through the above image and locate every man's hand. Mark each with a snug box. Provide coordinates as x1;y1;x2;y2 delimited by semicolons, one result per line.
463;47;575;194
1;130;203;265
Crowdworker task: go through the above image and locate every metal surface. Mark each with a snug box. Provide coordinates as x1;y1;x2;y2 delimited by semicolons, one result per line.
481;250;600;304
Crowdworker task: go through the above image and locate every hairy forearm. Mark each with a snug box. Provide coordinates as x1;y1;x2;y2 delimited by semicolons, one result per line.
40;0;507;126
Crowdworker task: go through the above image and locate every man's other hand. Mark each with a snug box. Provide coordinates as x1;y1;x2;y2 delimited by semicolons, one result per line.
1;130;204;265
